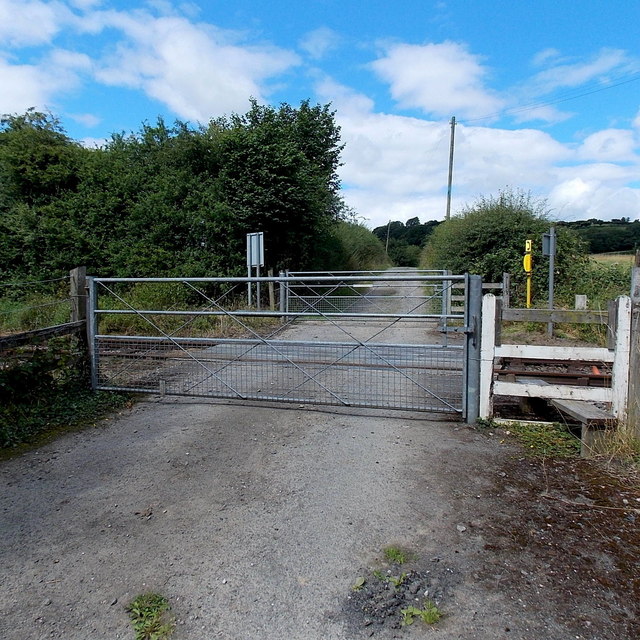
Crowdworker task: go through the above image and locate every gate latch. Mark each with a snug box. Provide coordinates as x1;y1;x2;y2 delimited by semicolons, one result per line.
440;325;472;334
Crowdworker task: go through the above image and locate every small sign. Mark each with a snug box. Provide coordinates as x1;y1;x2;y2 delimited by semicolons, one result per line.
246;232;264;267
525;239;532;253
542;231;556;257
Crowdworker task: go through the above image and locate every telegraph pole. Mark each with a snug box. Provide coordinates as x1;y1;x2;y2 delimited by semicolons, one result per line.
445;116;456;221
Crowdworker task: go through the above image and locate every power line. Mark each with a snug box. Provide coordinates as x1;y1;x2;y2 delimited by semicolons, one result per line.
460;71;640;125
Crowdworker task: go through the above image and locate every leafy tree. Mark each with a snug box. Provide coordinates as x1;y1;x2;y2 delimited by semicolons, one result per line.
421;189;588;305
372;217;440;267
0;101;347;280
326;221;390;270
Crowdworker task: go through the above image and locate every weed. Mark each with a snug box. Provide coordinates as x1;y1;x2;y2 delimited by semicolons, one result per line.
400;600;442;626
126;593;175;640
595;429;640;470
352;577;366;591
388;573;408;588
383;546;410;565
372;570;385;581
475;417;496;430
504;421;580;458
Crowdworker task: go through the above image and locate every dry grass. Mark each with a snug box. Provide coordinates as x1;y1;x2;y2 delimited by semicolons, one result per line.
590;253;635;267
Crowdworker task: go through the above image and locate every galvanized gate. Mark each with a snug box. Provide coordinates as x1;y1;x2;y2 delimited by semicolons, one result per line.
87;271;482;419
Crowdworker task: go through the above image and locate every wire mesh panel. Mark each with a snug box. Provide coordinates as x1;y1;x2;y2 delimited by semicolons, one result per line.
90;272;467;413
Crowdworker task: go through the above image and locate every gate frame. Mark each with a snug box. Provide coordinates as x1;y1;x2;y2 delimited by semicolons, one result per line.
86;272;482;420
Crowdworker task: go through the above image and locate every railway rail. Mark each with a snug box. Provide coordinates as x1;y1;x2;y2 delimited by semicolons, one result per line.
495;357;612;387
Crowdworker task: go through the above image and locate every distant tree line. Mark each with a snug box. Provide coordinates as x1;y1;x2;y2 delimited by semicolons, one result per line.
372;217;440;267
0;103;390;282
560;218;640;254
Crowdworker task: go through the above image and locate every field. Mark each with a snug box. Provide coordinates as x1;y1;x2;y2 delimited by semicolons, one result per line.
591;252;636;266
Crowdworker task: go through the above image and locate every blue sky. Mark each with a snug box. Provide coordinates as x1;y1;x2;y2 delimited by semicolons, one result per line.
1;0;639;228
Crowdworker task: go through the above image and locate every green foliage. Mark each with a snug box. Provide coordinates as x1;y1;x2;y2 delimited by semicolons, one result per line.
421;189;588;305
504;422;581;458
1;102;346;280
373;218;440;267
562;218;640;253
0;338;129;448
323;221;391;271
383;546;409;564
400;601;442;625
126;593;175;640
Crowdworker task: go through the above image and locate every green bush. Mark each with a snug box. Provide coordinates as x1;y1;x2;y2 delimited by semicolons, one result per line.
421;189;588;306
0;337;128;448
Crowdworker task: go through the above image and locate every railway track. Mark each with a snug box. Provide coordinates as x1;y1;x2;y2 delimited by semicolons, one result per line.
495;357;612;387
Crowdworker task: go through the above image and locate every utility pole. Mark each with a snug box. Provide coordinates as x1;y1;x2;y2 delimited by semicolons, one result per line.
445;116;456;221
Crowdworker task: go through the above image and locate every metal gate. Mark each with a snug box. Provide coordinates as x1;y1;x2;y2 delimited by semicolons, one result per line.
87;271;482;419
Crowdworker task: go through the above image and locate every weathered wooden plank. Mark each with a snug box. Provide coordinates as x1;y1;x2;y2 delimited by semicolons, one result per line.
501;308;607;324
0;321;85;350
549;399;614;426
495;344;613;362
611;296;632;420
494;379;612;403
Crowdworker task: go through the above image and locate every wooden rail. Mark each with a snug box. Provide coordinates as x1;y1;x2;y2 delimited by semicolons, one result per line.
0;321;85;350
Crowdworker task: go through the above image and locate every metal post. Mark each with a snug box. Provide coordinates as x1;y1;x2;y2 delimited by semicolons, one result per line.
256;264;261;311
547;226;556;336
445;116;456;221
86;276;99;390
279;271;286;323
464;274;482;423
246;233;252;307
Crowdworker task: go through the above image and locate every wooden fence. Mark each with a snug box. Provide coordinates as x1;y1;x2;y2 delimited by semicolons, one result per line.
0;267;87;351
479;293;636;455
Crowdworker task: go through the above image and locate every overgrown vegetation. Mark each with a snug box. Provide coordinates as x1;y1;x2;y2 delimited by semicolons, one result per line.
126;593;175;640
0;337;129;448
372;217;440;267
480;420;581;458
0;103;352;282
421;189;590;306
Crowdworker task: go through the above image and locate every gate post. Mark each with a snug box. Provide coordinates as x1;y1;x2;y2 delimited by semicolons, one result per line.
464;274;482;423
86;276;99;390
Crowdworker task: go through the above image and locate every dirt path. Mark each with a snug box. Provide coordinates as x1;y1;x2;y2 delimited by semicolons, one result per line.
1;397;638;639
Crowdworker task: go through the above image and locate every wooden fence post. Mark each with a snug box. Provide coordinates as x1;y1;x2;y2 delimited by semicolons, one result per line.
70;267;88;356
628;254;640;438
502;272;510;308
70;266;87;322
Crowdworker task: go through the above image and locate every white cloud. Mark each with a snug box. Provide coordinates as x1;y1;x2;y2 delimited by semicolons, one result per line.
577;129;637;162
531;48;561;68
90;11;299;121
0;0;68;46
299;27;340;60
370;41;504;119
548;179;640;221
69;112;101;127
0;48;89;114
526;48;635;95
80;135;108;147
316;77;640;228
